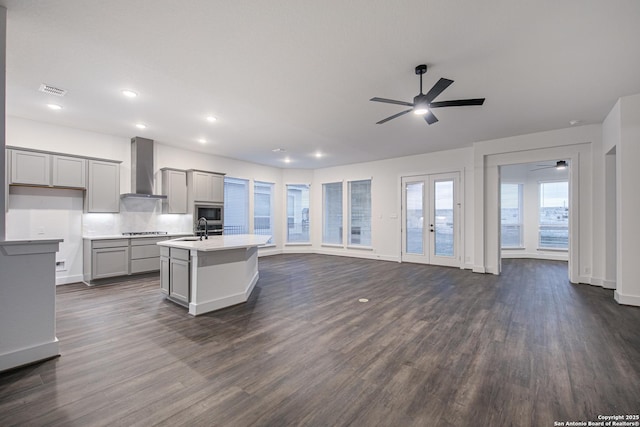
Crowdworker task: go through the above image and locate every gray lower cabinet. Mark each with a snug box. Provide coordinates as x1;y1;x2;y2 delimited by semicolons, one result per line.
160;247;191;306
160;248;170;294
89;239;130;280
130;237;164;273
84;236;173;284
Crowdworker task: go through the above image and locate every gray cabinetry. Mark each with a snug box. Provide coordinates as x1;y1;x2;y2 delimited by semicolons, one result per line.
159;247;191;306
87;160;120;213
90;239;129;280
160;247;170;294
52;155;86;188
130;236;165;274
161;168;187;214
10;150;50;186
187;169;224;208
9;149;87;188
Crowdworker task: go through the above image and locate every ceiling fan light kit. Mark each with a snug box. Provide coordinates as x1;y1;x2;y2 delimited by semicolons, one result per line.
532;160;569;171
370;64;485;125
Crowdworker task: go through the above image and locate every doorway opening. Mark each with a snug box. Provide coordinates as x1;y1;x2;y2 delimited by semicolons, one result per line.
499;161;570;265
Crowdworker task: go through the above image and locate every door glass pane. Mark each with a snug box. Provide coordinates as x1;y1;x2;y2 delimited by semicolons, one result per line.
405;182;424;254
434;180;454;257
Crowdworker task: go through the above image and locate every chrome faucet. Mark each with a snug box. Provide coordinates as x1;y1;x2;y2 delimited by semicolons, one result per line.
197;217;208;240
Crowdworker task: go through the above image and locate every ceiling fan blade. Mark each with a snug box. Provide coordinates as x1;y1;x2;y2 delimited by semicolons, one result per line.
370;97;414;107
424;78;454;103
429;98;486;108
376;109;412;124
424;111;438;125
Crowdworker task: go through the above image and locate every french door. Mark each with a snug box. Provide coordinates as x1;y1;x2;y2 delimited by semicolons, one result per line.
401;172;460;267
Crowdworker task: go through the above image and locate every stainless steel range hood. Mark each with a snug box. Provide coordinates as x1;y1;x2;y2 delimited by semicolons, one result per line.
120;137;167;199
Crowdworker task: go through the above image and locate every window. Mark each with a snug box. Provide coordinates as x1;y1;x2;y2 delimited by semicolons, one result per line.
323;182;342;245
254;181;274;243
286;184;310;243
224;177;249;235
348;179;371;246
501;183;523;248
539;181;569;249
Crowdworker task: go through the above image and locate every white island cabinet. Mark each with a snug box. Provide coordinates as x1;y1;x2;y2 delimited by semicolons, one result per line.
157;234;270;316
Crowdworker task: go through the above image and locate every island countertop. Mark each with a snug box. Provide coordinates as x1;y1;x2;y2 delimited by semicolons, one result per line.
157;234;271;252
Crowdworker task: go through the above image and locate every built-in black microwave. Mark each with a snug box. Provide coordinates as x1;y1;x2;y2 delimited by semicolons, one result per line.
195;203;223;223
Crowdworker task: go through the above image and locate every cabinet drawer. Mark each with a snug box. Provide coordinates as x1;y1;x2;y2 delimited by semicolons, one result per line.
131;236;169;246
130;244;160;259
92;239;129;249
170;248;190;261
131;257;160;274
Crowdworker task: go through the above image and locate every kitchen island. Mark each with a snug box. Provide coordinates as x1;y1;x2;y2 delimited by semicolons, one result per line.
157;234;271;316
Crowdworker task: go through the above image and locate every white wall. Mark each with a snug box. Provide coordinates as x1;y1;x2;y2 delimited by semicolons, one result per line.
613;94;640;306
501;163;569;261
311;147;475;265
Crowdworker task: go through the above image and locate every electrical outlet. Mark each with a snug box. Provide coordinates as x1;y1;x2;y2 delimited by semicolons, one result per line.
56;261;66;272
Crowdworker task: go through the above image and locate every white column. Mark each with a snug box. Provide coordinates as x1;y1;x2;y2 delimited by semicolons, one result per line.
0;6;6;240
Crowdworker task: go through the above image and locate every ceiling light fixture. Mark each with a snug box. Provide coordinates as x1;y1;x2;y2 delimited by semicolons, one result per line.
284;157;291;163
569;119;581;126
198;138;207;144
314;152;323;158
206;115;217;123
272;148;286;153
556;160;568;170
135;123;147;129
413;104;429;115
121;89;138;98
47;103;63;110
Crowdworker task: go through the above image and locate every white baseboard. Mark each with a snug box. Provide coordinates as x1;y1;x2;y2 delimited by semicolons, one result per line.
0;339;59;373
603;279;616;289
501;252;568;261
578;275;592;285
590;277;603;286
472;266;486;273
614;291;640;307
56;274;83;286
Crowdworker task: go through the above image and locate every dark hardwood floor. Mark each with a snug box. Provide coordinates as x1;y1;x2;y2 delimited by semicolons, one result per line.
1;255;639;426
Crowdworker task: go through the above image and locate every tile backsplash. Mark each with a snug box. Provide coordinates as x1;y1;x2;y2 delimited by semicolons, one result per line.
82;198;193;236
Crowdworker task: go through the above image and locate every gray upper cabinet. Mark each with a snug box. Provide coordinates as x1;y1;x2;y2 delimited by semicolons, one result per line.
52;155;86;188
10;150;50;186
187;169;224;206
9;149;87;189
86;160;120;213
161;168;187;214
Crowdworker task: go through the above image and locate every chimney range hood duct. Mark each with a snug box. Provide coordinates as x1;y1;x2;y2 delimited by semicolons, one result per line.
120;137;167;199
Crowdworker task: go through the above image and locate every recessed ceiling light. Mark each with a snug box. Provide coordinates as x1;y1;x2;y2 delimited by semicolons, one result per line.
569;119;581;126
198;138;207;144
314;151;323;158
121;89;138;98
272;148;286;153
135;123;147;129
284;157;291;163
206;115;217;123
358;298;369;303
47;103;63;110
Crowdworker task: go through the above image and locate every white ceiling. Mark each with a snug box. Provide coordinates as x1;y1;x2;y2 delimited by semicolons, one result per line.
2;1;639;169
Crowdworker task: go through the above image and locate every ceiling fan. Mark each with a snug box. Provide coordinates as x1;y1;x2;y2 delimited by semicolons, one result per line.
370;64;485;125
531;160;569;171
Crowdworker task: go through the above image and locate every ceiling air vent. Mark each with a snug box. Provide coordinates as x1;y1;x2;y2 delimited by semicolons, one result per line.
38;84;67;97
